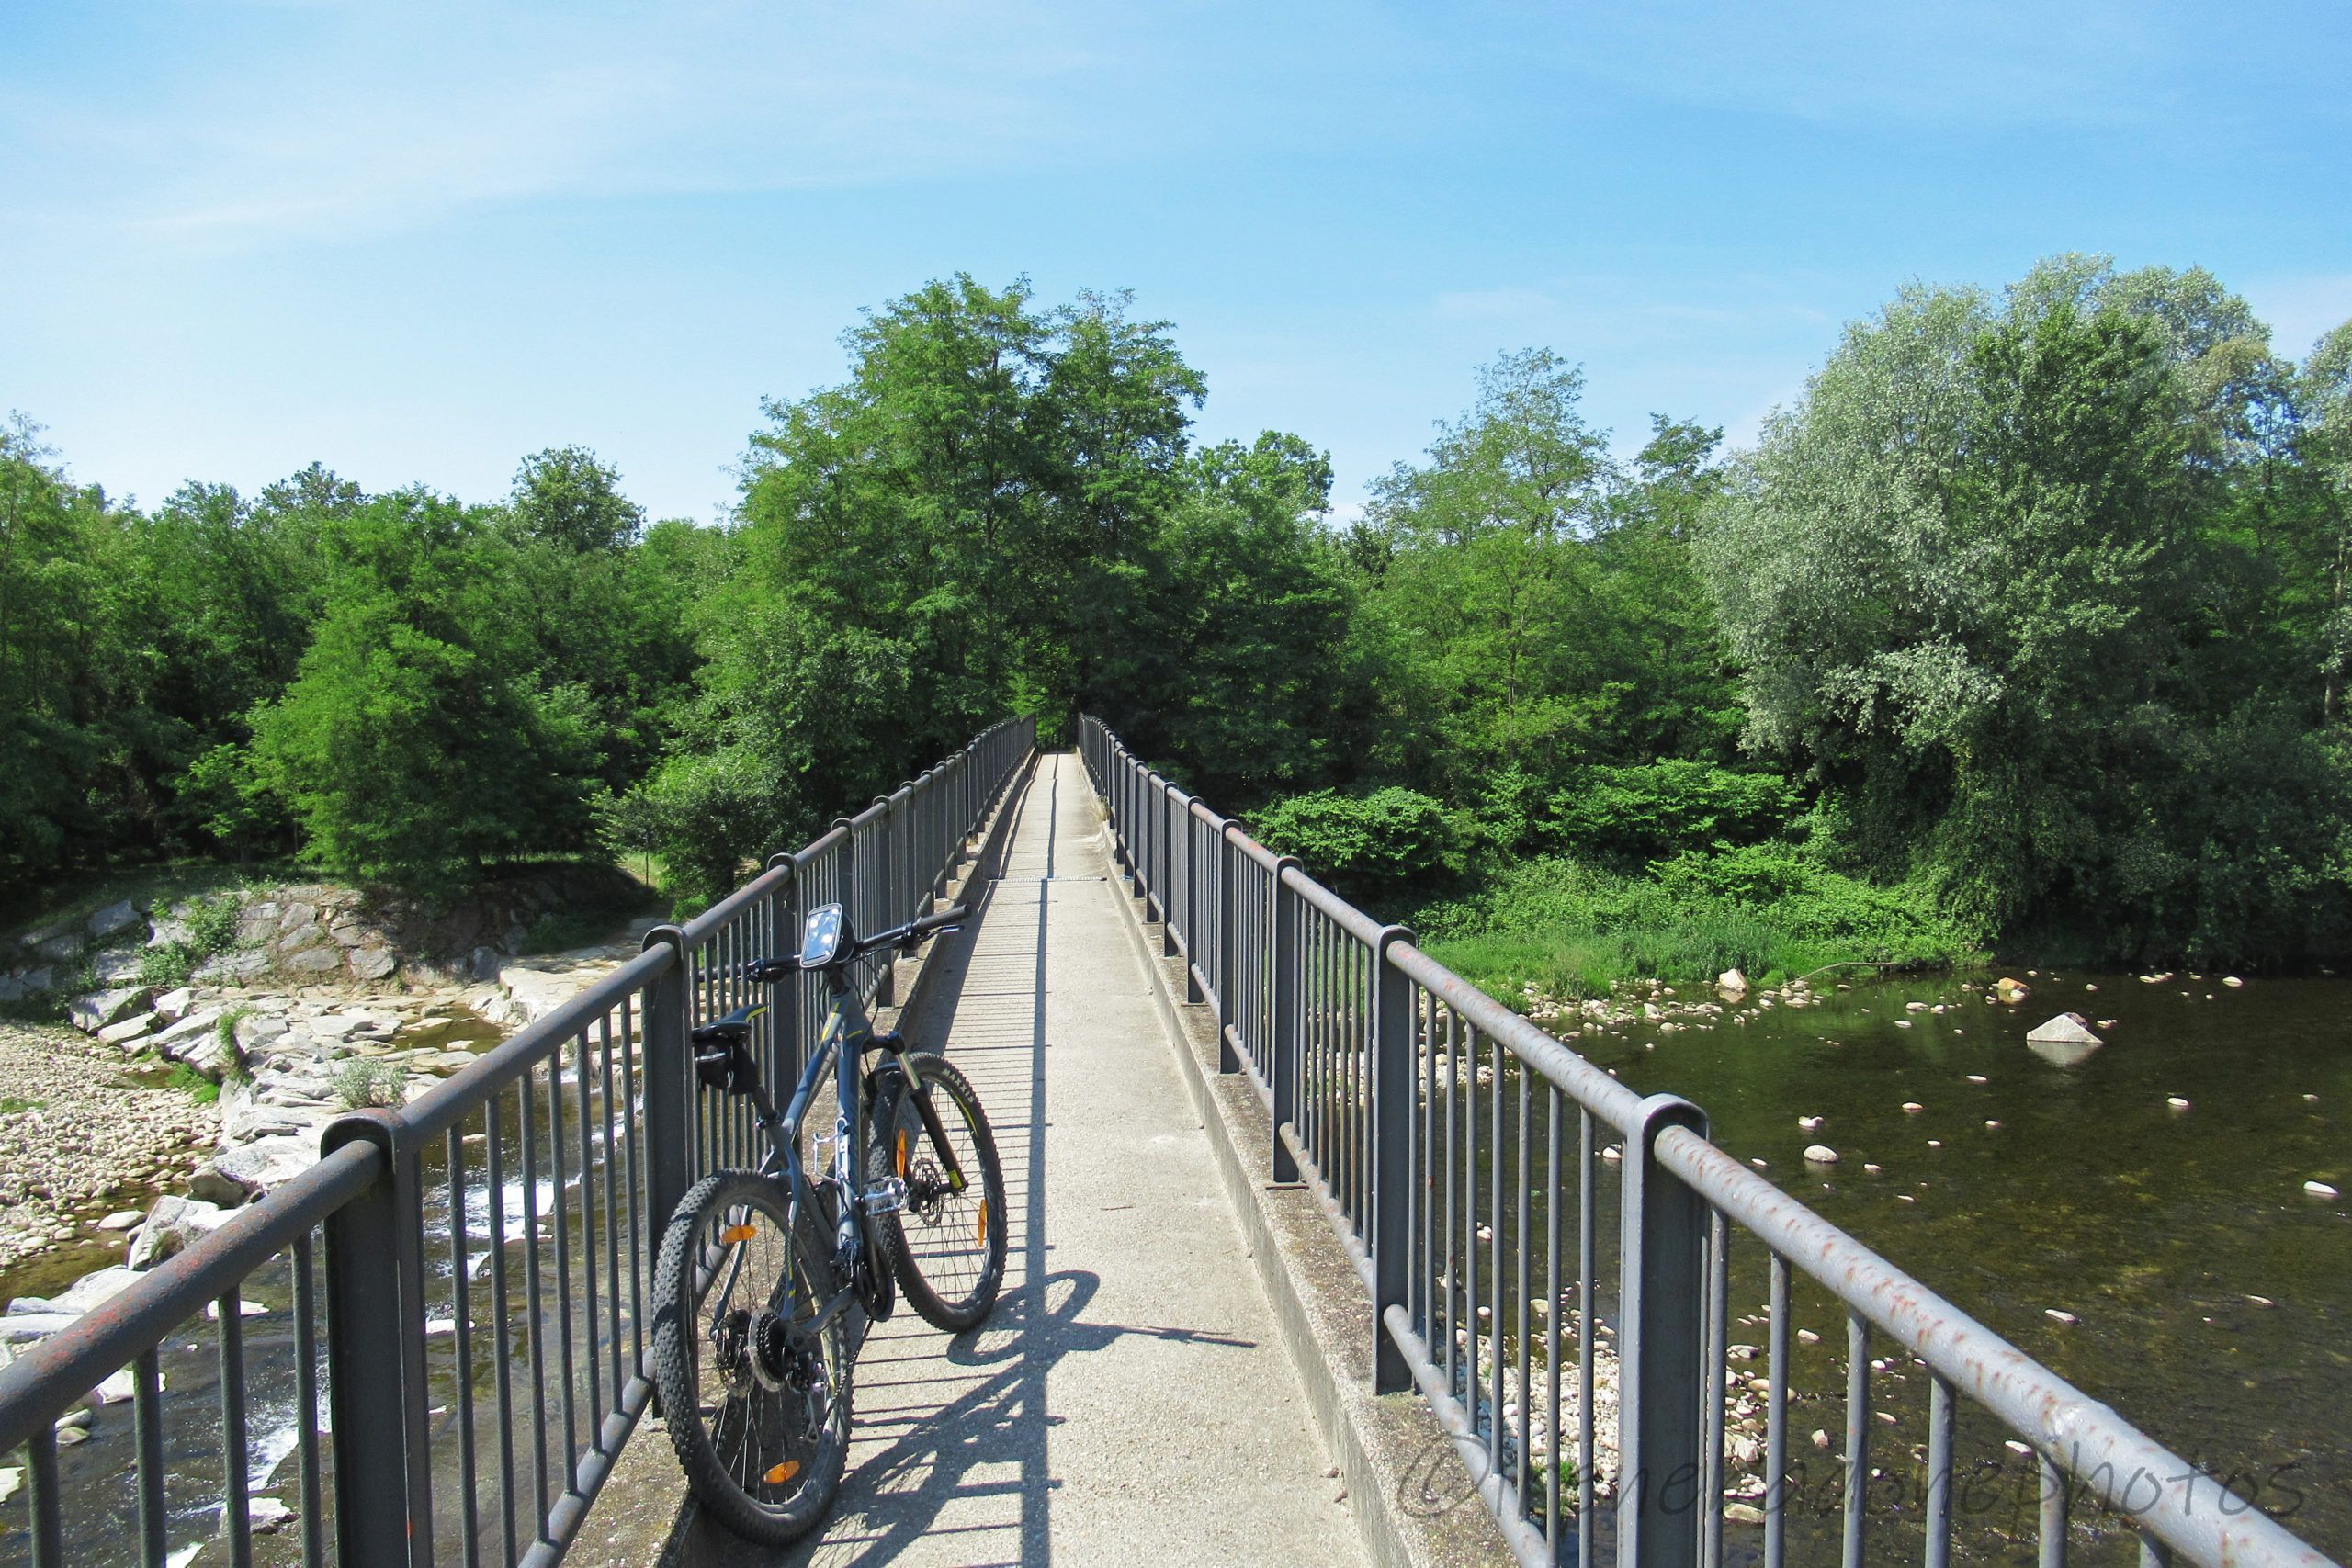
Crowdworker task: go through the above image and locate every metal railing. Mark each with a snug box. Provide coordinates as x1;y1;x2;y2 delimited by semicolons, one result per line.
1079;714;2339;1568
0;716;1034;1568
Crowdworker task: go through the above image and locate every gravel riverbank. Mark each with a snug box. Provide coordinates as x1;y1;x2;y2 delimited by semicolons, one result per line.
0;1021;215;1278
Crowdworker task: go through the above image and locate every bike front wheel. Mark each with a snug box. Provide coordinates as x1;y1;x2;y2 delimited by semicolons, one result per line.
870;1051;1008;1330
650;1169;852;1544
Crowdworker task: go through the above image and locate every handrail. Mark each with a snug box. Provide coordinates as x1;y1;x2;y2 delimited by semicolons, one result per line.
1077;711;2340;1568
0;714;1036;1568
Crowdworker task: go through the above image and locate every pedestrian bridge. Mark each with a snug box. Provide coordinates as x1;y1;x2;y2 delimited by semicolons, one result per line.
0;723;2335;1568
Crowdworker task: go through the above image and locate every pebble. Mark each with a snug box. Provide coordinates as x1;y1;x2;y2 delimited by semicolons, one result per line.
1985;1120;2002;1130
2306;1180;2340;1199
2245;1294;2274;1308
1810;1427;1830;1449
1797;1115;1823;1131
1862;1163;1882;1175
2167;1097;2190;1111
1804;1145;1839;1165
2045;1309;2077;1325
96;1211;142;1232
1928;1140;1943;1148
1796;1328;1820;1345
2223;976;2244;987
1965;1074;1988;1085
1894;1019;1912;1028
1901;1101;1924;1114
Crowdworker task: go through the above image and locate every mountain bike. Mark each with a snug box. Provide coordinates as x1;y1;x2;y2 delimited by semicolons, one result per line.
650;898;1009;1543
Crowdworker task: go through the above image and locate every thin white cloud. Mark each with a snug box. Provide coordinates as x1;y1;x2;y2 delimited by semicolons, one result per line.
1;2;1142;248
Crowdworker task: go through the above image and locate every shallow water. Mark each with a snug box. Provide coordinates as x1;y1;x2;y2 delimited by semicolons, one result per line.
1585;967;2352;1560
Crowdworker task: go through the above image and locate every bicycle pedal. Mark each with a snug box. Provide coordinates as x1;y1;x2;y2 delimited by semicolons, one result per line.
861;1177;908;1214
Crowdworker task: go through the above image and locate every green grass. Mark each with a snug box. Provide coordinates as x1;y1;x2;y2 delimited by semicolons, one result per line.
154;1062;220;1103
1415;845;1983;1005
0;1096;44;1114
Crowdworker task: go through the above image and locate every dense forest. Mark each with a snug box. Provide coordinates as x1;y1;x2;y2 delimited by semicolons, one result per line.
6;257;2351;984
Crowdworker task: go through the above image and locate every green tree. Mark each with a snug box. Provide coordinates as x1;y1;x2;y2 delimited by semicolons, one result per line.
244;490;594;886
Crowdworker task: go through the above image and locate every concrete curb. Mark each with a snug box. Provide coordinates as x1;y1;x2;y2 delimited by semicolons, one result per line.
1081;784;1515;1568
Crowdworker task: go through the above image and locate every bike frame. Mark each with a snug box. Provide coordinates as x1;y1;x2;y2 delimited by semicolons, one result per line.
716;959;966;1343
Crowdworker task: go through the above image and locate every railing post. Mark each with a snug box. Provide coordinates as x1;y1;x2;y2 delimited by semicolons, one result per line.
1161;786;1182;960
763;858;804;1091
866;798;897;1007
1618;1093;1711;1568
1182;807;1204;998
1371;923;1415;1393
1132;765;1151;905
641;924;695;1249
1216;823;1239;1072
321;1110;434;1568
1271;856;1303;1184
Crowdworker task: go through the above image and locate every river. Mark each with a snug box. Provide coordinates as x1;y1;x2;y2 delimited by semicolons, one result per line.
1587;966;2351;1562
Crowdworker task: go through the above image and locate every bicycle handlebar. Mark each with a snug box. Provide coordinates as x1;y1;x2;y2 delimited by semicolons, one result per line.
724;903;973;983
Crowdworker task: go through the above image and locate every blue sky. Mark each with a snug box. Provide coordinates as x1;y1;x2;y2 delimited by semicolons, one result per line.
5;1;2349;524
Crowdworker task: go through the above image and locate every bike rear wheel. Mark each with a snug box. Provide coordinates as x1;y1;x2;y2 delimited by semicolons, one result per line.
870;1052;1008;1330
650;1170;852;1543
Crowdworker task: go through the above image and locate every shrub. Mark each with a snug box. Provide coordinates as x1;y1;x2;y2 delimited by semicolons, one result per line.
1546;761;1799;867
138;891;245;989
1249;787;1461;907
333;1057;409;1110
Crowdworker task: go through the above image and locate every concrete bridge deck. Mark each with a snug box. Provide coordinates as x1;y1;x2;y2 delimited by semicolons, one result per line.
580;753;1364;1567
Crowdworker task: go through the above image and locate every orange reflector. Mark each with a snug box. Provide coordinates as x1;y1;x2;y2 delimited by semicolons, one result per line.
976;1199;989;1247
896;1129;910;1177
718;1224;757;1246
763;1460;800;1485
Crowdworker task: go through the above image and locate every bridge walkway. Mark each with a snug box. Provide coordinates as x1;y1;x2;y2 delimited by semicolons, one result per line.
580;751;1363;1567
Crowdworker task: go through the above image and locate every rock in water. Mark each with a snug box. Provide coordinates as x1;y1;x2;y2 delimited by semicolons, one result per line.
2025;1011;2103;1067
1717;968;1748;1000
2026;1012;2101;1045
1803;1144;1839;1165
1993;976;2030;1004
128;1195;231;1269
2307;1180;2341;1200
189;1137;313;1207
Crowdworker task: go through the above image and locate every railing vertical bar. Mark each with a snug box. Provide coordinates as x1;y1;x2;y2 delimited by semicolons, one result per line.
486;1089;519;1566
600;1011;625;1416
1442;1002;1458;1394
548;1037;580;1488
574;1029;605;1452
1545;1082;1563;1549
443;1125;480;1568
1487;1022;1504;1461
2041;1452;2071;1568
1464;1017;1479;1412
519;1074;549;1539
1843;1310;1870;1568
1702;1206;1729;1568
134;1346;165;1567
1765;1251;1790;1568
27;1425;62;1568
1926;1372;1955;1568
1515;1063;1532;1516
220;1287;254;1568
1577;1104;1595;1568
293;1232;324;1568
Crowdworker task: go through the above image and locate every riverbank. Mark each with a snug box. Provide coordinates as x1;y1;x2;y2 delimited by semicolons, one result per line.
1414;846;1981;1003
0;1021;216;1288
